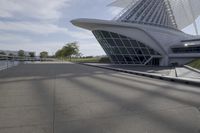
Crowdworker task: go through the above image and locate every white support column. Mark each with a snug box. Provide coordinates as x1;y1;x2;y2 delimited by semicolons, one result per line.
188;0;199;35
193;21;199;35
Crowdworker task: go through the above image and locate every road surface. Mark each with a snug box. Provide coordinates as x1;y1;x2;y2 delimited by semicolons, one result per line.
0;63;200;133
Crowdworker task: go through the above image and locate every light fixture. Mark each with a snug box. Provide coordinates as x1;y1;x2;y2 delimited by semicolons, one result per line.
184;43;189;47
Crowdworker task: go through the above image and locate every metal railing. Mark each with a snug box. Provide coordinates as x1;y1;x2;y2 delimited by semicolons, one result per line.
0;54;37;71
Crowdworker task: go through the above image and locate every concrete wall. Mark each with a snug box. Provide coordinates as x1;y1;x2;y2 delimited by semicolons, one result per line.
169;58;194;66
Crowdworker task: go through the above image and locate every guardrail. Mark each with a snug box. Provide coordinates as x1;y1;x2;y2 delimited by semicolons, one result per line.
184;65;200;74
0;54;38;71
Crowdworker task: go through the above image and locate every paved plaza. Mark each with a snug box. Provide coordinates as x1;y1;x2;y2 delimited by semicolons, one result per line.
0;63;200;133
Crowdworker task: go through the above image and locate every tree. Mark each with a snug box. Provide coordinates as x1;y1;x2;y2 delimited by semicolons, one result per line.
29;52;35;58
40;51;48;58
0;51;6;55
55;49;63;58
75;52;83;58
55;42;80;60
18;50;25;57
9;53;14;57
62;42;79;59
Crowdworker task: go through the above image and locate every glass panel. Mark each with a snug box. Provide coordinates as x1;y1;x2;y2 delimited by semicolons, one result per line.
101;31;111;38
93;31;99;39
145;56;151;60
120;48;128;54
116;55;125;62
149;49;156;55
114;39;124;47
106;48;112;54
124;55;133;62
172;46;200;54
127;48;135;54
141;48;149;55
94;31;104;39
123;39;132;47
138;42;146;47
138;56;146;63
110;55;118;61
101;39;109;48
131;55;140;62
135;48;143;55
112;48;121;54
106;39;116;47
110;32;119;38
130;40;139;47
119;35;128;39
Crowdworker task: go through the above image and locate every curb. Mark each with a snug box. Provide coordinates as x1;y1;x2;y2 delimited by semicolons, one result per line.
184;65;200;74
80;63;200;87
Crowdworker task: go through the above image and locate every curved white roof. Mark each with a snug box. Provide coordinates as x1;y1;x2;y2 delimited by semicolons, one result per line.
109;0;200;29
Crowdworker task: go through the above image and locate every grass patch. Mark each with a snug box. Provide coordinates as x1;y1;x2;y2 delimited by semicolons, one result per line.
188;59;200;70
68;58;100;63
61;57;111;63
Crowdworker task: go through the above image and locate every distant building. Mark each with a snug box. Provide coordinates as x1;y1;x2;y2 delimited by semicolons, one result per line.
72;0;200;66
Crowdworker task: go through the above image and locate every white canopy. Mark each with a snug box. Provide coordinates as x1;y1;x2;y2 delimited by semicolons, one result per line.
109;0;200;30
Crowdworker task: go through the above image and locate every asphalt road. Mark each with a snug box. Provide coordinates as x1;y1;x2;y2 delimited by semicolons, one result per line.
0;63;200;133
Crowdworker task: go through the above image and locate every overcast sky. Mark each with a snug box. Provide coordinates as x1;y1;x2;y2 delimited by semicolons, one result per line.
0;0;199;56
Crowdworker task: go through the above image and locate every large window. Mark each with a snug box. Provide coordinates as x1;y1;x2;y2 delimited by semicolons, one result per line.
93;30;161;65
172;46;200;54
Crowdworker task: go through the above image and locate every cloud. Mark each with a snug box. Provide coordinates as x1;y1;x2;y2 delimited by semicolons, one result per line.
0;21;96;40
0;0;109;56
0;33;31;43
0;0;71;20
0;21;68;35
77;39;105;56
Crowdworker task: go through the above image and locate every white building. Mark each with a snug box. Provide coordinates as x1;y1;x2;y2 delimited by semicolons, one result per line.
71;0;200;66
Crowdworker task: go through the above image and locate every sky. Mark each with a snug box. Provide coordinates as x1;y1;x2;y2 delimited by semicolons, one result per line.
0;0;199;56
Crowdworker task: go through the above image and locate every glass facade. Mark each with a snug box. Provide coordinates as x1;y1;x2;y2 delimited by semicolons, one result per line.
93;30;161;65
172;46;200;54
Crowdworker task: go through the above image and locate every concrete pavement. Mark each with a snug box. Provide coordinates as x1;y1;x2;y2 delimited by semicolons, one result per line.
0;63;200;133
176;67;200;79
85;63;200;78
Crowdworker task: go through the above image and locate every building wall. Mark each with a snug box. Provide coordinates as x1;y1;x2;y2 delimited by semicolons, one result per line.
71;18;200;66
93;30;162;65
169;58;195;66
